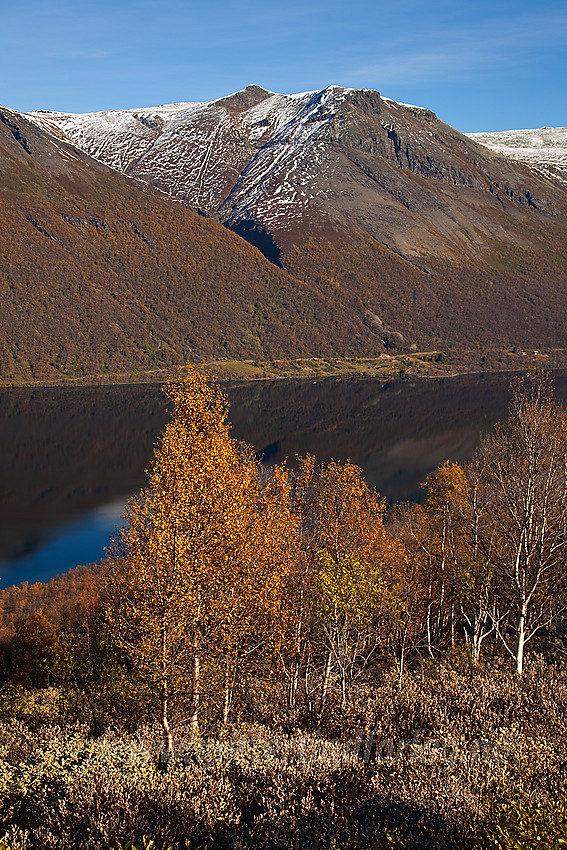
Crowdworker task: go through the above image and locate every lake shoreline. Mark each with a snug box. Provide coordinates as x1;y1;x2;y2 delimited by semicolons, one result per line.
3;347;567;390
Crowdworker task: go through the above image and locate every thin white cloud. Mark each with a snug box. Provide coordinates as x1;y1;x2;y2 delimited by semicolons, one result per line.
46;48;108;59
344;12;567;85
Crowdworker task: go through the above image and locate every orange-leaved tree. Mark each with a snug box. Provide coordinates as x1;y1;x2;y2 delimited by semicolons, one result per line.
106;366;289;750
422;461;469;654
205;460;296;727
307;460;400;711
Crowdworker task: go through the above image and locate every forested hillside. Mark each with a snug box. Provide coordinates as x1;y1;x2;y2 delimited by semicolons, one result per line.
0;108;384;384
2;89;567;385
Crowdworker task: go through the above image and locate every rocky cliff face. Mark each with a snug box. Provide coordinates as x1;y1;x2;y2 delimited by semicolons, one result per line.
26;85;567;263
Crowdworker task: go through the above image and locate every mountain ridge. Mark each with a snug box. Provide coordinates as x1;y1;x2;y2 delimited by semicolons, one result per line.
1;104;376;384
1;86;567;384
467;126;567;185
25;85;567;271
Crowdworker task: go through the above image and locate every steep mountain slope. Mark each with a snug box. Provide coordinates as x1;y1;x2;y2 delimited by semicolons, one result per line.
28;86;567;263
3;86;567;382
0;106;377;383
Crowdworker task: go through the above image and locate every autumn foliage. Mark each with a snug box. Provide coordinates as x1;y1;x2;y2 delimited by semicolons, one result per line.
3;370;567;749
4;370;567;848
101;367;413;743
106;368;294;746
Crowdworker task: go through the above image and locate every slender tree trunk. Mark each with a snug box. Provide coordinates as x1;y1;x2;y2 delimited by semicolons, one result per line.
471;612;490;663
160;627;173;753
434;519;447;647
340;665;347;709
161;681;174;753
288;617;302;711
472;620;481;663
426;575;434;657
222;662;230;727
189;641;200;736
515;602;527;675
319;651;332;716
398;642;405;688
222;657;237;727
450;600;455;648
289;654;300;711
435;578;445;645
304;646;313;714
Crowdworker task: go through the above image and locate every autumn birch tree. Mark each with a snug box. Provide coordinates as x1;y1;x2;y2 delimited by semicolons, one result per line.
208;462;296;726
107;366;271;749
474;376;567;674
283;454;316;712
308;460;398;711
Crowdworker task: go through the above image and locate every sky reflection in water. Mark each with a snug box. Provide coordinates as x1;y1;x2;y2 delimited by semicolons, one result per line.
3;373;567;588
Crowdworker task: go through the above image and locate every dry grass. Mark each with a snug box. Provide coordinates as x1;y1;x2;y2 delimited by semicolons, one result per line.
1;658;566;849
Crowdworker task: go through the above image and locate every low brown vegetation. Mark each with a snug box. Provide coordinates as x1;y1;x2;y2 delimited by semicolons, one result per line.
283;230;567;358
1;661;567;848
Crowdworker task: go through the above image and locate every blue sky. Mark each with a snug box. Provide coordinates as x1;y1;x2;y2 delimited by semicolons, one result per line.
1;0;565;132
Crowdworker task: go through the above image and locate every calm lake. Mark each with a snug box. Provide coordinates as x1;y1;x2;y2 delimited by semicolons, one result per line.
3;372;567;588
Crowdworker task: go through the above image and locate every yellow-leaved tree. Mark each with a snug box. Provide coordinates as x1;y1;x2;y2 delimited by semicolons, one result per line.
208;460;296;726
106;366;293;751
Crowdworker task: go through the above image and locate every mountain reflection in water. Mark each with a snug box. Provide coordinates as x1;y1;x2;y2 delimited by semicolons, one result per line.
3;373;567;587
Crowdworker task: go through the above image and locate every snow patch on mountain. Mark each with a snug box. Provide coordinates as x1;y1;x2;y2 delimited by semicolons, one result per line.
23;89;567;244
468;127;567;184
26;86;358;220
220;87;354;232
381;96;428;111
28;103;206;175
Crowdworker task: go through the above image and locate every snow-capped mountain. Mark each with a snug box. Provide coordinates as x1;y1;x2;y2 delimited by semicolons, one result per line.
28;85;333;215
0;102;350;381
3;89;567;383
27;85;567;262
467;127;567;184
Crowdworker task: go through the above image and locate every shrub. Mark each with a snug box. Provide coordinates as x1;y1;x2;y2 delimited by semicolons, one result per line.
465;793;567;849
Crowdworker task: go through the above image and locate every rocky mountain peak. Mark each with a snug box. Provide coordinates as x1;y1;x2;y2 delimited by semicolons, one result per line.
214;84;274;112
22;85;567;261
